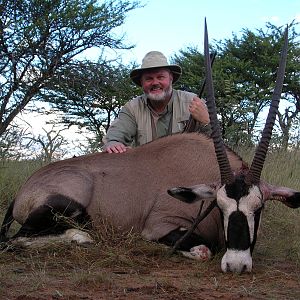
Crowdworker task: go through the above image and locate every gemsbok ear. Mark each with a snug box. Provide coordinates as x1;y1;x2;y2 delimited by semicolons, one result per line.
168;184;217;203
260;182;300;208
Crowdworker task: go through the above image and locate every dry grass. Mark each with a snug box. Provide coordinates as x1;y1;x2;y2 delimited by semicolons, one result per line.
0;224;299;299
0;150;299;299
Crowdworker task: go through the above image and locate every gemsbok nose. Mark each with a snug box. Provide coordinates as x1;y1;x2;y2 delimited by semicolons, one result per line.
221;249;252;273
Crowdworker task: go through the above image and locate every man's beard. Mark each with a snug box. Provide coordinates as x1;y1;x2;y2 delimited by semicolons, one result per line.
145;85;172;102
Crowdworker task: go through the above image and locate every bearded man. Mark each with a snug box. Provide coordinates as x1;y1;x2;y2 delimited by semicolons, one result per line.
103;51;210;153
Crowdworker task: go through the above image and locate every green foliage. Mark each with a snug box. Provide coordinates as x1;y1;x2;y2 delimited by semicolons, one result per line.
0;0;140;136
215;21;300;147
172;22;300;148
38;58;139;143
1;4;299;154
171;47;205;94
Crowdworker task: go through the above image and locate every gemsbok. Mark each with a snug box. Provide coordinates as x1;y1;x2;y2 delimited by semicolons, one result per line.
0;21;299;274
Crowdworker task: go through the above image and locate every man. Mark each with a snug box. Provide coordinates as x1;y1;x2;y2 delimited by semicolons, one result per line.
103;51;210;153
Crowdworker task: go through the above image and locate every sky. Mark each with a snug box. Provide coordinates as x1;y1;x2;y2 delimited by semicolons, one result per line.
18;0;300;155
103;0;300;64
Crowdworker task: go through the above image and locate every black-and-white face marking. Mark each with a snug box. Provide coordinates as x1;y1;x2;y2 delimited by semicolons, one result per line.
217;180;264;273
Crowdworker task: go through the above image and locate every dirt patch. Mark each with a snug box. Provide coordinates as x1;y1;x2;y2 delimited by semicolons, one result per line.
0;241;299;300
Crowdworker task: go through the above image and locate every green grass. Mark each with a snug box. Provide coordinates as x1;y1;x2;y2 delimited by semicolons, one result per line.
0;160;45;209
238;149;300;263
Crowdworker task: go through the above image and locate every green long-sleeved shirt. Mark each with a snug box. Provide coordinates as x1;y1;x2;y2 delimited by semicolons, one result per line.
103;89;209;147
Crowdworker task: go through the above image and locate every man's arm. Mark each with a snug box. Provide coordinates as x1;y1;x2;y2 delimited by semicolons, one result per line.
102;106;137;153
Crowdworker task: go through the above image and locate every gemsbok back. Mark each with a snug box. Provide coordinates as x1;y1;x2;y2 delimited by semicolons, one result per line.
0;21;299;274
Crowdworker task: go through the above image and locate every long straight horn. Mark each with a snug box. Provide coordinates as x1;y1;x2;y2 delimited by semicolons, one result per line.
247;26;289;184
204;18;234;184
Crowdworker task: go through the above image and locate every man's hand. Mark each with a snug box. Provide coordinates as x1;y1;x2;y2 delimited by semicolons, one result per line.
103;141;130;154
189;97;210;124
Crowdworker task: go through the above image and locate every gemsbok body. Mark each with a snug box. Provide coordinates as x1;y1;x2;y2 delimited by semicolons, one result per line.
1;21;299;274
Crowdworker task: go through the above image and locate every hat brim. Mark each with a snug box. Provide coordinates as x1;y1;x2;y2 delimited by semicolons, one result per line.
130;65;182;86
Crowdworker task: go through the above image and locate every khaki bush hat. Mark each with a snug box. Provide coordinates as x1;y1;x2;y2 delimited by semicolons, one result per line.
130;51;182;86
